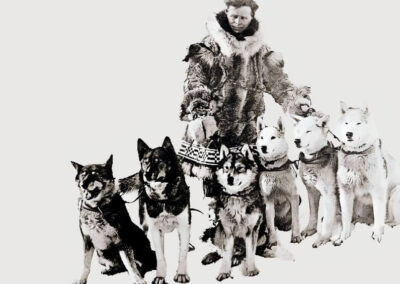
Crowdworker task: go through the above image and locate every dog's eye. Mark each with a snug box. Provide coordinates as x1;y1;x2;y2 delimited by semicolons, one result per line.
345;122;349;125
236;166;245;173
357;122;362;125
271;136;276;140
306;131;311;134
260;136;264;140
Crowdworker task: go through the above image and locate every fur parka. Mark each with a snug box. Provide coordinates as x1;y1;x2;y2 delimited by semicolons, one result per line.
179;12;310;179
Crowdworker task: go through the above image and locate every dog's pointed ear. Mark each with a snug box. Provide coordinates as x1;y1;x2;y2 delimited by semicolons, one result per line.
137;138;151;160
219;144;230;161
277;116;285;133
241;144;254;161
105;155;113;177
361;104;369;116
317;115;330;128
257;116;265;134
162;136;176;154
105;155;113;169
71;161;83;173
340;101;349;114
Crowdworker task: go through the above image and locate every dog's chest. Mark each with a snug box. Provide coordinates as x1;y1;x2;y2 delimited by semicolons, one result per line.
259;170;293;196
219;195;261;233
146;205;188;233
338;154;372;192
80;211;120;250
300;165;319;187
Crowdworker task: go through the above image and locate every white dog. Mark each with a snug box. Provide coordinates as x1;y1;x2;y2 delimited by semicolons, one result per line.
293;114;342;248
335;102;400;244
257;116;303;246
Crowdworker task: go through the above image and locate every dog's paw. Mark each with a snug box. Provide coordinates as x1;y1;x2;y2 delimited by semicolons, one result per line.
312;236;330;248
332;238;343;247
290;235;304;244
301;228;317;238
152;277;167;284
216;273;231;282
72;280;86;284
201;251;221;265
174;274;190;283
247;268;260;277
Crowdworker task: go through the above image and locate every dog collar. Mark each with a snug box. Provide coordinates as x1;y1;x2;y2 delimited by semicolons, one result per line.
341;140;379;155
259;156;293;172
299;143;337;165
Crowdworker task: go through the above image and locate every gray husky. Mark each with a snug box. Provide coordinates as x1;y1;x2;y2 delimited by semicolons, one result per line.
293;114;342;248
256;116;303;246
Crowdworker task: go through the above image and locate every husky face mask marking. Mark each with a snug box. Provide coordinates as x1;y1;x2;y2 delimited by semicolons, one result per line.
216;144;257;195
293;115;330;154
338;101;377;149
71;155;115;208
137;137;179;201
256;116;288;161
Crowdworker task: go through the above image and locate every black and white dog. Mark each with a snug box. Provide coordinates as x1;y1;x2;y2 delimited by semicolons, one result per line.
120;137;191;284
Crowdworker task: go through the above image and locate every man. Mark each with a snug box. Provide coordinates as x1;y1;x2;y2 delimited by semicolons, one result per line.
178;0;312;263
179;0;311;179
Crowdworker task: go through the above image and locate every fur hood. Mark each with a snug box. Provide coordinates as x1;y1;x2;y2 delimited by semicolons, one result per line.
206;12;265;58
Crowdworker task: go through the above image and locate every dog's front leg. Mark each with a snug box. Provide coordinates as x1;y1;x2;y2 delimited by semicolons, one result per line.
74;236;94;284
301;187;320;238
371;188;387;243
174;209;191;283
242;223;260;277
313;193;336;248
119;249;146;284
337;188;354;244
216;234;234;282
265;199;277;247
151;227;167;284
289;193;302;243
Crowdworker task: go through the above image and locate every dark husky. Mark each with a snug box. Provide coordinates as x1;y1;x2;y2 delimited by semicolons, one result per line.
119;137;191;284
71;155;156;284
202;144;265;281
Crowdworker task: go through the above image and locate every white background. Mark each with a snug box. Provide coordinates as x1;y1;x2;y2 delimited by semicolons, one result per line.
1;0;400;283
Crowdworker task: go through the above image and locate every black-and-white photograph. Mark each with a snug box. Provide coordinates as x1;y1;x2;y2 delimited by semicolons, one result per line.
3;0;400;283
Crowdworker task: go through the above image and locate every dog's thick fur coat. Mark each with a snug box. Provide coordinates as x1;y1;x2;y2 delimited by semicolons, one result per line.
336;103;400;244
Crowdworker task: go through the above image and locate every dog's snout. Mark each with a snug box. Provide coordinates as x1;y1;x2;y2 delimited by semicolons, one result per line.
261;146;267;154
294;139;301;147
227;175;234;186
346;132;353;138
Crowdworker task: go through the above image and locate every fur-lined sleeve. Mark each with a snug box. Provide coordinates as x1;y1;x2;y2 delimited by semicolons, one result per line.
180;39;221;121
263;49;311;116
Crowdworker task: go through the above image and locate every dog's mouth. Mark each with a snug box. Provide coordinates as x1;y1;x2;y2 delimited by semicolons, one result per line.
300;103;310;112
83;187;101;200
347;138;354;142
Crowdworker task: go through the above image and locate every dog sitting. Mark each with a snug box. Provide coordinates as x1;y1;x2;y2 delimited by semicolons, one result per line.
71;155;156;284
293;114;342;248
335;102;400;244
208;144;264;281
119;137;191;284
256;116;303;246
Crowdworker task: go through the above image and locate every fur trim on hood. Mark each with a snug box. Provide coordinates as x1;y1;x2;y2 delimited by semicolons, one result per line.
206;12;264;58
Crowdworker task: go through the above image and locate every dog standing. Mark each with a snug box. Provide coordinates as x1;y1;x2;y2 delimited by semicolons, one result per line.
256;117;303;246
121;137;191;284
210;144;263;281
335;102;400;244
71;155;156;284
293;114;342;248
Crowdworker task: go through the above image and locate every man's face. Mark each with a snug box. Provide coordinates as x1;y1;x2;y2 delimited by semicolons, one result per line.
226;6;253;34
